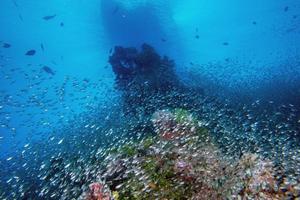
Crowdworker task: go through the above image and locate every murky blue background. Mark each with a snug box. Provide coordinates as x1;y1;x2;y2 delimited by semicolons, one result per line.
0;0;300;196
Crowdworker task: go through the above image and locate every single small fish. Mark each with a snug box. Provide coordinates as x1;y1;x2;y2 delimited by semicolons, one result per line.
284;6;289;12
223;42;229;46
3;43;11;48
161;38;167;42
195;35;200;39
25;50;36;56
60;22;64;27
252;21;257;25
42;66;55;75
7;157;13;161
286;27;297;33
12;0;18;7
43;15;56;20
41;44;44;51
19;14;23;21
112;6;119;14
58;138;64;144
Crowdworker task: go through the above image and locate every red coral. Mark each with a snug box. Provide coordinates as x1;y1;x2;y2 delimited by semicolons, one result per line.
174;159;195;182
84;182;111;200
161;131;175;140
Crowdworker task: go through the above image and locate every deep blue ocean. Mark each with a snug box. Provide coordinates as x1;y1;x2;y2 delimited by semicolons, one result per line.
0;0;300;199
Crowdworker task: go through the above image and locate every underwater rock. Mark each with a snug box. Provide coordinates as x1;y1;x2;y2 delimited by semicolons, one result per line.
109;46;137;81
109;44;204;116
109;43;179;90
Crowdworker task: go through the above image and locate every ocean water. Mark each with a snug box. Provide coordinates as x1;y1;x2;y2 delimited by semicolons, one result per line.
0;0;300;199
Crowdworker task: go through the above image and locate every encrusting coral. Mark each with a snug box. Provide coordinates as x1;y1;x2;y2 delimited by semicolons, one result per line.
80;182;113;200
79;108;299;200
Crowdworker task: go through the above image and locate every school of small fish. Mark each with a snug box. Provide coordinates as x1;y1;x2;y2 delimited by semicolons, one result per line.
0;1;299;200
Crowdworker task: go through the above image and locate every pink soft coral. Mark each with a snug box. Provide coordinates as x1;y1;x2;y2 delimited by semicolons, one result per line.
84;182;111;200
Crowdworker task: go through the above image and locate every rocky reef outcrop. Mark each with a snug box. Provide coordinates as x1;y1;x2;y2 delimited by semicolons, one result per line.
109;44;203;115
78;108;299;200
109;43;179;91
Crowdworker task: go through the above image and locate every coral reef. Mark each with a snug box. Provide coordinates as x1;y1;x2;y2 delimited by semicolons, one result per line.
77;108;299;200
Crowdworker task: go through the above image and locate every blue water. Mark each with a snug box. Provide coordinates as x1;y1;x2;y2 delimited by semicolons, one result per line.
0;0;300;199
